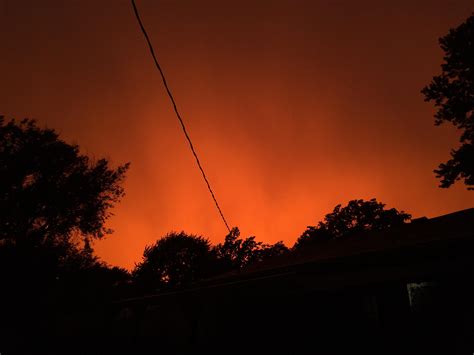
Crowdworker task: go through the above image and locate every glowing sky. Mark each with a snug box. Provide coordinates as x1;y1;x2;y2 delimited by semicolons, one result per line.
1;0;473;269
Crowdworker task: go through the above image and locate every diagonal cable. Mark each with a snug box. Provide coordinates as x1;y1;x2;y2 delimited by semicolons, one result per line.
131;0;231;232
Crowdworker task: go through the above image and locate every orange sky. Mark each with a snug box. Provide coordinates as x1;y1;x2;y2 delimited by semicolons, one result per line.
1;0;473;269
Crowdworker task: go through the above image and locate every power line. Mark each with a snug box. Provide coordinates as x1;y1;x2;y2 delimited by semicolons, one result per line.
130;0;231;233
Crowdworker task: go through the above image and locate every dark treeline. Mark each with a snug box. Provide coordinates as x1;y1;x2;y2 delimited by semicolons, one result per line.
132;196;411;294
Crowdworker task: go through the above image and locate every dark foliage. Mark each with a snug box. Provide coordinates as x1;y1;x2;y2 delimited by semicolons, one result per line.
132;229;290;293
0;117;130;339
0;117;130;246
213;227;261;270
421;14;474;189
254;240;289;261
132;232;219;292
214;227;289;271
294;199;411;250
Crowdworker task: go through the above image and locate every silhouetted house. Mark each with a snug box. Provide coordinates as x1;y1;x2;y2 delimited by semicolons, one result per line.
114;208;474;353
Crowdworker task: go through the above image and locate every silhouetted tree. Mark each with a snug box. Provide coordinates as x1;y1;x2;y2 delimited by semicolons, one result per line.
255;241;289;261
421;14;474;189
294;199;411;250
214;227;289;270
0;117;130;337
133;232;218;292
214;228;259;270
0;117;130;301
0;117;130;247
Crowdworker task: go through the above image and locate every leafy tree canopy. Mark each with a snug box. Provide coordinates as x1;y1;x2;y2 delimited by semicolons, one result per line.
421;14;474;189
0;117;129;248
0;117;130;331
214;227;289;270
132;232;218;291
294;199;411;250
133;229;290;293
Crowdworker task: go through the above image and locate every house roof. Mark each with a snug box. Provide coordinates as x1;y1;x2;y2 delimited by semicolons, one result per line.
118;208;474;305
198;207;474;287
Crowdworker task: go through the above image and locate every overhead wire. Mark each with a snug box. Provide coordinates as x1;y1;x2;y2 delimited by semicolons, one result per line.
130;0;231;233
